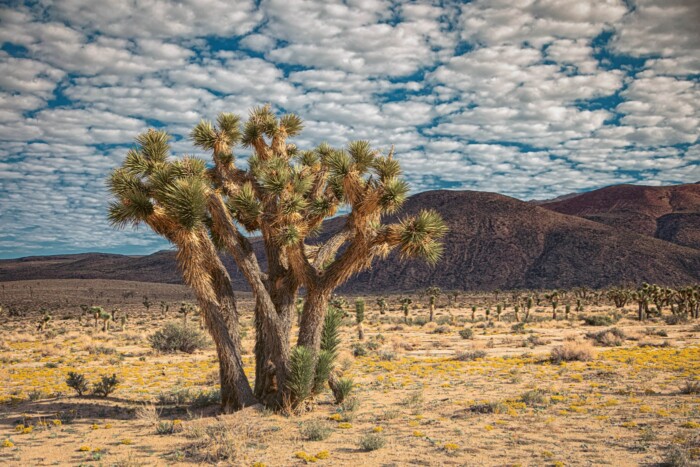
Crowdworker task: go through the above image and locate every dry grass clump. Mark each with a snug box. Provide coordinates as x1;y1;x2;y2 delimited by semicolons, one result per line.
454;349;487;361
586;327;626;347
135;403;160;426
185;416;260;463
550;340;596;363
679;380;700;395
300;420;333;441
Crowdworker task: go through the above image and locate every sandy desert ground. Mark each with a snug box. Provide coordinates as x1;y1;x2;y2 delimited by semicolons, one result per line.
0;279;699;466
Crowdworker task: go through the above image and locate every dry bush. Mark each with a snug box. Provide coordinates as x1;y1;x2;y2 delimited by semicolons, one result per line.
337;350;355;372
454;349;487;361
135;403;160;426
550;340;596;363
586;327;626;347
185;415;261;463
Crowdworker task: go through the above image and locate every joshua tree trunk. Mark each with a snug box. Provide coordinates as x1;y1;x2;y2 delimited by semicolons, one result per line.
638;302;645;321
297;286;332;352
253;295;294;407
205;256;257;412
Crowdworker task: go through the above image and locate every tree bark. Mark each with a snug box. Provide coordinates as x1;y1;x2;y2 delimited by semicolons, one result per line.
297;286;332;352
205;251;257;412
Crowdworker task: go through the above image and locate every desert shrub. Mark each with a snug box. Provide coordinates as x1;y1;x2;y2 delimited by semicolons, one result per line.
352;343;367;357
679;380;700;395
454;350;487;361
413;316;428;326
458;328;474;339
340;396;360;413
519;389;550;407
332;397;360;422
135;404;160;425
184;418;259;463
511;322;526;334
435;315;452;325
359;433;386;451
300;420;332;441
664;314;689;325
402;390;424;408
586;327;626;347
28;389;45;401
663;445;692;467
149;323;208;353
93;374;120;397
365;340;381;351
156;420;184;435
333;377;353;404
66;371;89;396
550;341;595;363
88;345;117;355
523;334;549;347
192;389;221;408
433;325;450;334
583;314;620;326
469;401;508;414
158;387;195;406
378;350;396;361
645;327;668;337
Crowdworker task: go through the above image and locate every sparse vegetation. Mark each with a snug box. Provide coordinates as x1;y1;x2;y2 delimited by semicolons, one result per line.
1;280;699;465
66;371;89;396
149;322;209;353
551;341;596;363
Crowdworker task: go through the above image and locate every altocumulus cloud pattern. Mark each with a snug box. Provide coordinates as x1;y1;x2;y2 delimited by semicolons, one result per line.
0;0;698;258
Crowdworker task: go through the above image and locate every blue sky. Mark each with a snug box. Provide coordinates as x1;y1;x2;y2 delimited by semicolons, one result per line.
0;0;698;259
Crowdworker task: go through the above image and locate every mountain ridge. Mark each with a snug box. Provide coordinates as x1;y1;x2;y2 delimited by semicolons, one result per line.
1;185;699;291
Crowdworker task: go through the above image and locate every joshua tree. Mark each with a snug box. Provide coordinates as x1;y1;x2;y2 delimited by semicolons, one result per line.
107;107;446;412
79;304;89;324
179;302;196;327
513;304;520;322
470;305;477;321
90;306;103;329
159;301;169;316
565;304;571;320
37;310;51;331
447;290;460;308
355;298;365;340
607;287;631;308
425;286;441;322
633;283;652;321
575;298;584;312
376;297;387;315
495;303;503;321
111;308;120;321
100;310;112;332
524;296;533;322
142;296;152;313
545;291;560;320
400;297;413;324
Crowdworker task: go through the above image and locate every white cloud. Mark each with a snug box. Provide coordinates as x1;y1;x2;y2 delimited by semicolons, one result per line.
0;0;698;256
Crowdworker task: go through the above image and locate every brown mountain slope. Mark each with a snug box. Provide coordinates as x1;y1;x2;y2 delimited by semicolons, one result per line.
1;189;699;291
540;183;700;249
341;190;700;291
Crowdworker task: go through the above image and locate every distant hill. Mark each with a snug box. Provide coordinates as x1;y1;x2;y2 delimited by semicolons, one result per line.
1;186;699;292
539;183;700;249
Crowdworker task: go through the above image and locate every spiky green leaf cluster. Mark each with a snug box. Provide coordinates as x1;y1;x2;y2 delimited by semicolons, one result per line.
286;345;315;404
396;209;448;265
